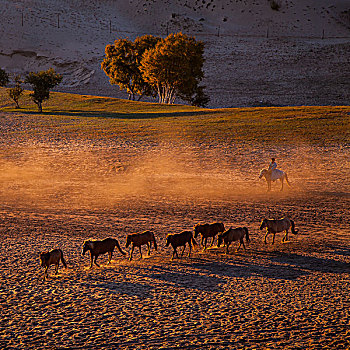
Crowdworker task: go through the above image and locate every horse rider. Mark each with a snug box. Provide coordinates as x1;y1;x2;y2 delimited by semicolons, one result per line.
268;157;277;177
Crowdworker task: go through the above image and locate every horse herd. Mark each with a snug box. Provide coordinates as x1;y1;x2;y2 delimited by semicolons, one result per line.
39;217;299;280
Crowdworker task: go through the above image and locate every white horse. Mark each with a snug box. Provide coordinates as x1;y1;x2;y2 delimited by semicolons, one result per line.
259;168;291;191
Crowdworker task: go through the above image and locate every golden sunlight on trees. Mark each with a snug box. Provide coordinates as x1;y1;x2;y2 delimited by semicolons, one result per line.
102;33;209;106
101;35;161;101
140;33;209;106
25;68;62;112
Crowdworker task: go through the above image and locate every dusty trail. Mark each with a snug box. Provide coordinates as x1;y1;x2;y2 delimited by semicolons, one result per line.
0;115;349;349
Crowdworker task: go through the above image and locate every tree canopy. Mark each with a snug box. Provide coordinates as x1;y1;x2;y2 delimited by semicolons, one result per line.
101;33;209;106
140;33;208;105
25;68;62;112
101;35;161;101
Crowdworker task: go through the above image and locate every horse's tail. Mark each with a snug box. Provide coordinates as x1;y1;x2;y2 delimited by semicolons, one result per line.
152;232;158;251
290;220;298;235
285;172;291;187
115;239;127;255
243;227;250;242
59;249;67;268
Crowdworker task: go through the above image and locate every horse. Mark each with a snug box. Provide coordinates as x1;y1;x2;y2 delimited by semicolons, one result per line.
259;217;298;244
194;222;225;249
165;231;197;259
217;227;250;254
259;168;291;191
39;248;67;280
82;238;126;268
126;230;158;261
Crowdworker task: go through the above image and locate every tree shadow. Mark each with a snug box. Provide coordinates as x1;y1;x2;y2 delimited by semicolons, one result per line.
17;109;218;120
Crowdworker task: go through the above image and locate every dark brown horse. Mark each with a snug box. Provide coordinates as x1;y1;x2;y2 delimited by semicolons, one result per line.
126;230;158;261
166;231;197;259
217;227;250;254
39;248;67;280
194;222;225;249
82;238;126;268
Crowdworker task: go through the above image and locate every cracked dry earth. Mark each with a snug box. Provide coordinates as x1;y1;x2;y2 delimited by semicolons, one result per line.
0;115;349;349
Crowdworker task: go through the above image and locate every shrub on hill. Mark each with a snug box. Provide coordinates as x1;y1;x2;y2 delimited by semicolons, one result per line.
8;75;24;109
25;68;62;112
270;0;281;11
0;68;9;87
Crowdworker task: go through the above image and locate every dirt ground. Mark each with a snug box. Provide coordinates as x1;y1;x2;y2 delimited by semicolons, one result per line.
0;114;349;349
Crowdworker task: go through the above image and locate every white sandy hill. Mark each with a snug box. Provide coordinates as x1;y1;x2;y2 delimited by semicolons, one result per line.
0;0;349;107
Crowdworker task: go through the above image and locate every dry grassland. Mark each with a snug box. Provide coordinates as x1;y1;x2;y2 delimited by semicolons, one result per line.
0;90;349;349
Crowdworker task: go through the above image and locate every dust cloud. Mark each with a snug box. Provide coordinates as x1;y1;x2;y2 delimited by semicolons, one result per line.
1;143;348;210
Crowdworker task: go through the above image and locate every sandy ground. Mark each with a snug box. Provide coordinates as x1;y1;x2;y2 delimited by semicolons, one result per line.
0;113;349;349
0;0;349;107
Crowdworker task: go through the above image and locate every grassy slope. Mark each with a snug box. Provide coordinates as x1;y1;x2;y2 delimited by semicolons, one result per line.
0;88;349;145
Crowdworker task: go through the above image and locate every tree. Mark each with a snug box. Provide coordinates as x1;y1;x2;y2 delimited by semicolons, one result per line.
0;68;9;87
25;68;62;112
8;75;24;108
101;35;160;101
140;33;209;105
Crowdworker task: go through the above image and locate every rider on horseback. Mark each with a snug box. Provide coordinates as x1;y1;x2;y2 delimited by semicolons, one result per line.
268;157;277;178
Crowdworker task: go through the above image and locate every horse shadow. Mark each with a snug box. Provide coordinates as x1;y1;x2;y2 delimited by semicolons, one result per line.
144;255;310;292
187;257;310;281
268;252;350;273
81;280;153;299
147;268;223;292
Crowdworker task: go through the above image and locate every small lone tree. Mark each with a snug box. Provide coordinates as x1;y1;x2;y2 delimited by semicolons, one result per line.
101;35;160;101
0;68;9;87
140;33;208;105
8;75;24;108
25;68;62;112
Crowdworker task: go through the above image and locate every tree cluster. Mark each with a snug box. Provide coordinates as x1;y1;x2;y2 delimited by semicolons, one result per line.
25;68;62;112
102;33;209;106
0;68;62;112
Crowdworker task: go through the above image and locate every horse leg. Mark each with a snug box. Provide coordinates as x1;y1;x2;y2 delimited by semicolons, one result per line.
210;236;215;247
44;266;49;280
236;241;241;252
267;180;271;192
188;242;192;258
272;233;275;245
55;262;59;274
108;251;112;264
181;245;186;258
280;179;284;191
129;246;134;261
264;230;269;244
242;240;246;251
94;255;100;267
283;229;289;242
203;238;208;250
89;253;94;269
147;242;151;256
139;246;143;259
174;247;179;259
226;242;230;254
